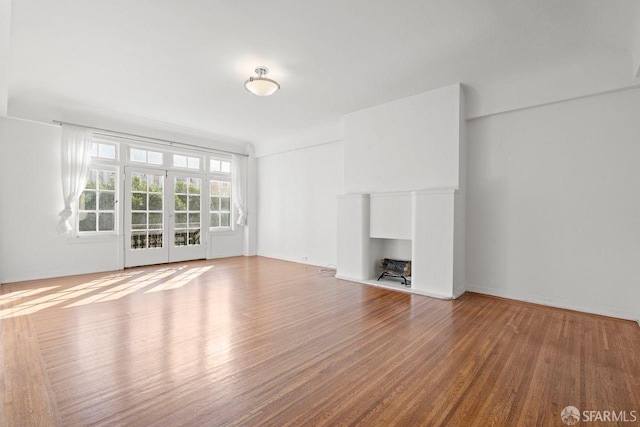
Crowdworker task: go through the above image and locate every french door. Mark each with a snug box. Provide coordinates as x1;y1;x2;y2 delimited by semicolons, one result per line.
124;166;207;267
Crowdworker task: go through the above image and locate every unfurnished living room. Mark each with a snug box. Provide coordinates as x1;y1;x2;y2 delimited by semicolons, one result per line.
1;1;640;426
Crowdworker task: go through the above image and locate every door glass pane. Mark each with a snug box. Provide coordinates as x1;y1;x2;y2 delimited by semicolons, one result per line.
189;178;201;193
131;212;147;229
188;213;200;228
132;232;147;249
149;213;163;229
148;232;163;248
149;194;163;211
130;172;163;249
174;176;201;246
175;195;187;211
149;175;163;192
175;213;187;229
189;230;200;245
188;195;200;210
131;193;147;210
131;172;147;191
174;231;187;246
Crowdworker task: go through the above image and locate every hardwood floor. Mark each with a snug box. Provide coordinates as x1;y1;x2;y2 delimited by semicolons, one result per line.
1;256;639;426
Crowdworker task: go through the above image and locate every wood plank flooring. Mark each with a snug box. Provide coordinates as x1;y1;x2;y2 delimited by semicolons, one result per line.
1;256;639;426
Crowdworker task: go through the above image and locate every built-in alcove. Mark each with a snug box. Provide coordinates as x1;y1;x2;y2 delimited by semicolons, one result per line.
373;238;412;261
371;238;412;289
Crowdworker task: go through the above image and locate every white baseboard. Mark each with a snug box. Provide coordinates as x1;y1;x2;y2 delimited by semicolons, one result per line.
335;274;459;300
1;264;123;285
207;252;245;260
467;283;640;322
453;287;467;299
256;252;333;268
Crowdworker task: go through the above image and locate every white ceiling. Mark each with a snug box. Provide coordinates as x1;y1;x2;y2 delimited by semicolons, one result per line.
6;0;640;147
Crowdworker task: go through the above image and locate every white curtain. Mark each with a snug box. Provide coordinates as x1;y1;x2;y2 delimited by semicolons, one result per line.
56;125;94;234
231;154;248;228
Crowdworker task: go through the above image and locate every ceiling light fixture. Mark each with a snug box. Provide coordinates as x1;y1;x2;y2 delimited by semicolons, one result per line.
244;67;280;96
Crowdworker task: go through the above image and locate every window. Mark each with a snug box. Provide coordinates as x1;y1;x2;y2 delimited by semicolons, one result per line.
210;159;231;173
130;148;163;165
210;180;231;228
91;142;117;160
173;154;200;170
78;169;117;233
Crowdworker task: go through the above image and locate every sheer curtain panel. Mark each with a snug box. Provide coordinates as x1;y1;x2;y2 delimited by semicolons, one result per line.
231;154;248;228
57;125;93;234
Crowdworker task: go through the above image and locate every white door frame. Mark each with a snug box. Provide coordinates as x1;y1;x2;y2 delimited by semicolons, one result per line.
166;170;208;263
124;166;169;267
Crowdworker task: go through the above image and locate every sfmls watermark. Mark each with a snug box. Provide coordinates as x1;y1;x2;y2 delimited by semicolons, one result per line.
561;406;638;425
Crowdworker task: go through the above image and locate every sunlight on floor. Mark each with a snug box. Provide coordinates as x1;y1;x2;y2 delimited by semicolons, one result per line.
145;266;212;293
0;266;214;319
0;286;59;306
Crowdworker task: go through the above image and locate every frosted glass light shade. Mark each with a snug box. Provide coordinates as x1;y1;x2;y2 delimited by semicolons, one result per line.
244;67;280;96
244;77;280;96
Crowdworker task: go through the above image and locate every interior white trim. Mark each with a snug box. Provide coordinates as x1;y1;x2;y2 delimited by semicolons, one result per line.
466;283;640;322
206;252;245;260
335;275;459;300
466;83;640;121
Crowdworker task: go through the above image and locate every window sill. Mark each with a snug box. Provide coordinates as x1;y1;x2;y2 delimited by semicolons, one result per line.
208;228;236;236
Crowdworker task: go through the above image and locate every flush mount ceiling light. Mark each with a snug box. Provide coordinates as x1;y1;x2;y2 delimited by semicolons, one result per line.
244;67;280;96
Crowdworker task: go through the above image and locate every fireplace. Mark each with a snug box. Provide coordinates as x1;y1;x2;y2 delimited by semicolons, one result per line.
377;258;412;286
337;189;465;299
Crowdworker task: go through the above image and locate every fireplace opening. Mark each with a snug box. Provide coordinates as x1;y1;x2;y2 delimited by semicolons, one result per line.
377;258;412;287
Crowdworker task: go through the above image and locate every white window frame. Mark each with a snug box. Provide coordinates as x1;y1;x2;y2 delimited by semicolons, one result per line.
128;146;165;166
208;154;233;231
91;141;118;161
209;176;232;231
172;152;203;171
76;164;120;237
75;134;240;239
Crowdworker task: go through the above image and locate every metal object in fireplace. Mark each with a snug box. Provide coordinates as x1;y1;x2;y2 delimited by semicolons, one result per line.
377;258;412;286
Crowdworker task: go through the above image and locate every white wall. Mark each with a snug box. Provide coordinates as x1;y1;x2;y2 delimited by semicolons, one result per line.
257;141;344;267
0;117;122;283
0;0;11;115
344;84;461;193
466;87;640;320
0;116;251;283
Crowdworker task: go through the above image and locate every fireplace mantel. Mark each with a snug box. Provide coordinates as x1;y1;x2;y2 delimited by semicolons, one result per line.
337;188;465;299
